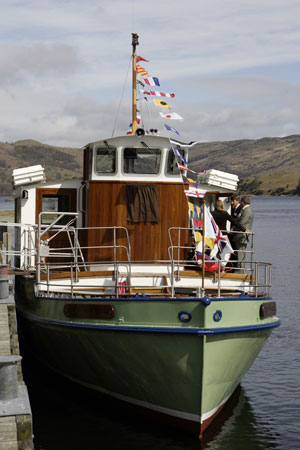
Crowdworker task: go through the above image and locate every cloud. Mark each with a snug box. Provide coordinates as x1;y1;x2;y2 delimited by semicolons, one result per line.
1;0;300;146
0;43;79;86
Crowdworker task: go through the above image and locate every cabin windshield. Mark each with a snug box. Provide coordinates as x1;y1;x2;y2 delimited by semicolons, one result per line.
166;148;186;175
95;147;116;174
123;147;161;174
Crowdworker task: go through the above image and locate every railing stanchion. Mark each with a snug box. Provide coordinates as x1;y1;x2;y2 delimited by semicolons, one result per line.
255;263;258;297
218;261;221;297
71;264;75;297
46;264;50;296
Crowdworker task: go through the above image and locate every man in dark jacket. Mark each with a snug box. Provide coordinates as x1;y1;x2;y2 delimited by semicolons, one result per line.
231;193;242;218
234;196;254;270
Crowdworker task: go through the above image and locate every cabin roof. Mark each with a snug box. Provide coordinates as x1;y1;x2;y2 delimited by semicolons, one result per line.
85;134;169;149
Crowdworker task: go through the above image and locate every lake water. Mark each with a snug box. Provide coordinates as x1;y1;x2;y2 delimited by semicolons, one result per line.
0;196;13;210
17;196;300;450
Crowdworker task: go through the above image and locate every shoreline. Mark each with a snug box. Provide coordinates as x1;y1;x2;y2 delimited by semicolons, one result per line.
0;210;14;222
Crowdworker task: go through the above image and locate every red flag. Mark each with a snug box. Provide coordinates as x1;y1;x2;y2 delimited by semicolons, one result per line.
136;56;149;62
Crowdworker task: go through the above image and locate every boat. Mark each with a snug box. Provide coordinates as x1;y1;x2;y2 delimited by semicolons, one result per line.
9;33;280;438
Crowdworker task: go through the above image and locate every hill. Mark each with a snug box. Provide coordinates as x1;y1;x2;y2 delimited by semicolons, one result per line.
0;135;300;196
188;134;300;195
0;139;82;195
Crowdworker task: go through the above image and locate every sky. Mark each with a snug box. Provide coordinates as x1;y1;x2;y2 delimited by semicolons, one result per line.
1;0;300;147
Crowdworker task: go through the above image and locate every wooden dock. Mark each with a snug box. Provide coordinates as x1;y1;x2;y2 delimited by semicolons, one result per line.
0;276;33;450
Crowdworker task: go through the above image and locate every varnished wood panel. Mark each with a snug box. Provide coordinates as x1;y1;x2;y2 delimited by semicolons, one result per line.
86;181;188;263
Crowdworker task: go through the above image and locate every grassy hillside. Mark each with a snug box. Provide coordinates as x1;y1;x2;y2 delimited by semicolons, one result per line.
188;134;300;195
1;135;300;195
0;139;82;195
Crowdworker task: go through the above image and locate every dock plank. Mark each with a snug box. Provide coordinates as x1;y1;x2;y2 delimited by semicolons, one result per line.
0;417;18;449
0;305;10;354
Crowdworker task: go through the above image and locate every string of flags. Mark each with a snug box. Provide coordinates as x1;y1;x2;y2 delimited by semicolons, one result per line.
133;56;183;137
134;52;233;268
159;112;183;120
142;90;175;98
136;65;149;76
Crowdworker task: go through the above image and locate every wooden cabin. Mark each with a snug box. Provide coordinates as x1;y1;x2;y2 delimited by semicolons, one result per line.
13;134;237;270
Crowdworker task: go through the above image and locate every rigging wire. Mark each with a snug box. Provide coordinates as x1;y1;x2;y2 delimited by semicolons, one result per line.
111;55;132;137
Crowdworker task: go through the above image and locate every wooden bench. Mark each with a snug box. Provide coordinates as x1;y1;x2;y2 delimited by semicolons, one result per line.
174;270;253;281
40;270;115;280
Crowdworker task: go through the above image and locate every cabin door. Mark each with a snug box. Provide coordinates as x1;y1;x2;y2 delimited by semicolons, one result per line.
36;188;78;268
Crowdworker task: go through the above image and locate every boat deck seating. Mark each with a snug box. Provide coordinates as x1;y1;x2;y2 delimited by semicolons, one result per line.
40;269;253;281
40;270;115;280
174;270;253;281
38;268;258;299
129;275;171;296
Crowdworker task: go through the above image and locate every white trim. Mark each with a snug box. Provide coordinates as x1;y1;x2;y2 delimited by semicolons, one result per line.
201;393;231;423
56;369;201;423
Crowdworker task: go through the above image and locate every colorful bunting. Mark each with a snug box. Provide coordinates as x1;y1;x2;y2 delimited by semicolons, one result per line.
153;99;171;109
136;65;149;76
136;56;149;62
194;232;215;251
185;189;207;198
164;123;180;135
143;77;160;86
193;219;203;228
159;112;183;120
184;178;198;188
172;147;187;165
178;164;196;173
141;90;175;98
188;201;201;216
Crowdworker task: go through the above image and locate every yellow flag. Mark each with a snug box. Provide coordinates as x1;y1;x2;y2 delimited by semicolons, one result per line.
153;99;171;109
188;201;201;217
136;65;149;76
195;232;215;250
188;202;194;213
194;231;202;243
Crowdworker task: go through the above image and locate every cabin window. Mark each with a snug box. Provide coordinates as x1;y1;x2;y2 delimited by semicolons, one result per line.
95;147;116;174
123;147;161;174
166;148;186;175
41;194;71;225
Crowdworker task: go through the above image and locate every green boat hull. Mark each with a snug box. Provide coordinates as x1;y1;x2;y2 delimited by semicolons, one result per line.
15;275;279;436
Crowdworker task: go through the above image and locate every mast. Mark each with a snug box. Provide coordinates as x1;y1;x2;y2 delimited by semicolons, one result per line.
202;199;206;295
131;32;139;135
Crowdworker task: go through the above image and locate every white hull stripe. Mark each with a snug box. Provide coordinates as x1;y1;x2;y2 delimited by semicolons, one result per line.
52;365;230;425
201;394;232;423
54;367;201;423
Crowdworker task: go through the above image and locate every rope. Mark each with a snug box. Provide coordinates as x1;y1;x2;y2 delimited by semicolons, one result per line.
111;55;132;137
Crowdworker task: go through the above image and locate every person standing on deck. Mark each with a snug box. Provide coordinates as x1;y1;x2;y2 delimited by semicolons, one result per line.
231;193;242;219
212;199;245;234
234;196;254;270
229;194;242;270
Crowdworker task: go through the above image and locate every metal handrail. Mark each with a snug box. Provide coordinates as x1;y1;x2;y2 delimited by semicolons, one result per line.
35;258;271;299
1;220;271;299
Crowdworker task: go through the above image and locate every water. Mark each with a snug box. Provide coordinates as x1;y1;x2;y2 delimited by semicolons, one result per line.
0;196;13;211
18;197;300;449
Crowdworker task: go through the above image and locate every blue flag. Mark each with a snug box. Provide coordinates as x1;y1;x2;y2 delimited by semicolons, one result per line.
164;123;180;135
172;147;187;165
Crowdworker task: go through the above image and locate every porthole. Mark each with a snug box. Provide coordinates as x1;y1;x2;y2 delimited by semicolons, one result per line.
213;310;222;322
178;311;192;323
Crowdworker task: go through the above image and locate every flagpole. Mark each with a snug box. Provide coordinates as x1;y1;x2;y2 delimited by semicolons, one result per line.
202;199;205;295
131;33;139;135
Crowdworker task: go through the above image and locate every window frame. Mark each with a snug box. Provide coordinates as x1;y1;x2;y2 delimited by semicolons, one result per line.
94;145;117;176
122;146;162;175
